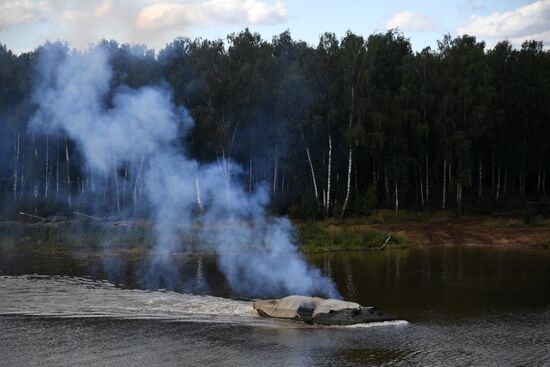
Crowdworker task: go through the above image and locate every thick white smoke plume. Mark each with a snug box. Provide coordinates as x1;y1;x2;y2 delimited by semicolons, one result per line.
29;45;340;299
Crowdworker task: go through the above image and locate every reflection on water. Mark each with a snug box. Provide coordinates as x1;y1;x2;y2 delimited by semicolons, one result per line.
308;247;550;321
1;246;550;366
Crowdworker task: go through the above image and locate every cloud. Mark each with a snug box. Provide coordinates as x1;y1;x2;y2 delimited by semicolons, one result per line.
457;0;550;46
95;0;112;17
385;11;438;32
0;0;288;52
0;0;52;29
136;0;288;30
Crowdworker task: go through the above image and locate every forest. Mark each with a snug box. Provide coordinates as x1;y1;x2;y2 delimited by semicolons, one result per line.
0;29;549;220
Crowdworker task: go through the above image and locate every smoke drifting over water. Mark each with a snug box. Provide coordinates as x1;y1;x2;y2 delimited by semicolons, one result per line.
29;45;339;299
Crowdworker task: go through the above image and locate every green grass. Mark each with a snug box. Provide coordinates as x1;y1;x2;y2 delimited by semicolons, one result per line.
297;221;409;253
0;220;411;257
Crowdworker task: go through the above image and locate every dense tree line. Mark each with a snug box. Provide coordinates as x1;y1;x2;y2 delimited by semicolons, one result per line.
1;29;549;219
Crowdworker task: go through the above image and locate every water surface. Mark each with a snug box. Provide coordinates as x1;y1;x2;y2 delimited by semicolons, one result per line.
1;246;549;366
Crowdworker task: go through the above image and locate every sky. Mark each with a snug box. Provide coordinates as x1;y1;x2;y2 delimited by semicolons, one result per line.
1;0;549;54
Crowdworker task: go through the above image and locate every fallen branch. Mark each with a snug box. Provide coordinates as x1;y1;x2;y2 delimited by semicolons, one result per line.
18;212;45;221
380;235;391;250
73;211;102;221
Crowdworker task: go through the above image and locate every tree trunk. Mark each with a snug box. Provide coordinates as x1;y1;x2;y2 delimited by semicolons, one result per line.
110;139;120;214
13;132;20;201
448;160;452;188
305;146;320;210
222;150;231;204
132;155;144;216
272;157;278;196
64;137;72;207
456;179;462;216
394;181;399;212
20;163;25;200
340;148;353;220
90;167;95;193
32;136;39;212
326;135;332;216
281;170;285;199
442;159;447;210
195;175;203;214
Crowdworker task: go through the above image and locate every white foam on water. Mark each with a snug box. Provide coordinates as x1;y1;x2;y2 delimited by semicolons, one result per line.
0;275;407;329
0;275;258;324
343;320;409;328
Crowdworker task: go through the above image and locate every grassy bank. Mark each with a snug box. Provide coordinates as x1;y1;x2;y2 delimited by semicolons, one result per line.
0;218;411;257
297;220;409;253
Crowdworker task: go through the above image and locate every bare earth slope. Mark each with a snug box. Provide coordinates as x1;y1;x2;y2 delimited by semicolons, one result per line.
371;219;550;247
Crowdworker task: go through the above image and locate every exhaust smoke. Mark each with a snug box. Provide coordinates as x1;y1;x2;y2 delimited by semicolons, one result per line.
29;44;340;299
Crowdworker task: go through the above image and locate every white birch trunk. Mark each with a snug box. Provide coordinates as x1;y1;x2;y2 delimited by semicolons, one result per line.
110;139;120;214
448;160;452;188
305;146;320;209
20;164;25;200
133;155;144;216
13;132;20;201
394;182;399;212
457;179;462;216
33;136;38;208
195;175;203;214
64;137;72;207
90;167;95;193
340;148;352;220
326;135;332;216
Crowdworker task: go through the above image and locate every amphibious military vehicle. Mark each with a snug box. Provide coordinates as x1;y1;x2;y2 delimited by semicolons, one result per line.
253;295;394;326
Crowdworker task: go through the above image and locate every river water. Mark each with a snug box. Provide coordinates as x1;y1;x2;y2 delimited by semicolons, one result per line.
1;246;549;366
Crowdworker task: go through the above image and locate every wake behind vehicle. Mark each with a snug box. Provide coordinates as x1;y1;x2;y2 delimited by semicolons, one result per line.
253;295;395;326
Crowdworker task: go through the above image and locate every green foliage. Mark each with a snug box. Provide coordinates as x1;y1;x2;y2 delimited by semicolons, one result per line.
354;185;378;216
0;29;549;220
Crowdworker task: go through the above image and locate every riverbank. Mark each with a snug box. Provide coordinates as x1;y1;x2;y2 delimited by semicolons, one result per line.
0;212;549;258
